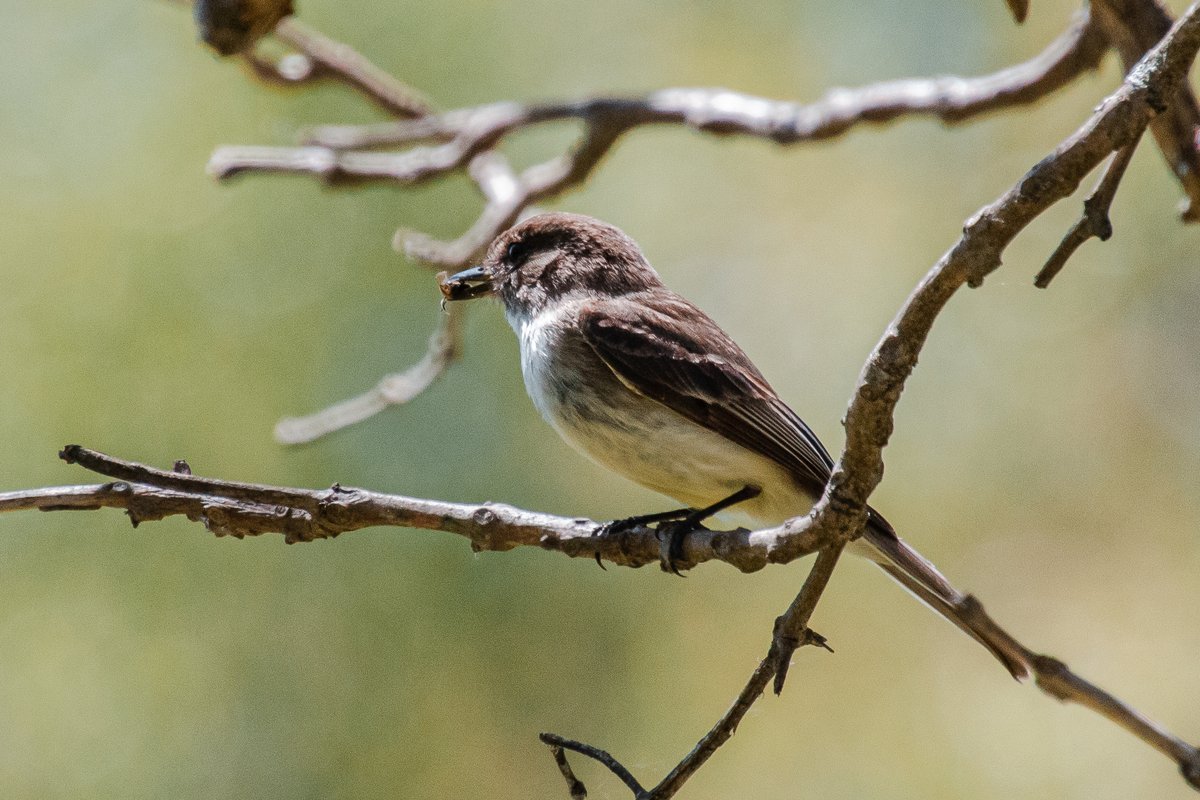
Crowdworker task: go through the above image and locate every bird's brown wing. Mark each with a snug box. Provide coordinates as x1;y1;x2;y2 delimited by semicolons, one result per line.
578;291;834;495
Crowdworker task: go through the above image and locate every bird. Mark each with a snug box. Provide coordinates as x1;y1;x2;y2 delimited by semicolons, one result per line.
439;211;1028;680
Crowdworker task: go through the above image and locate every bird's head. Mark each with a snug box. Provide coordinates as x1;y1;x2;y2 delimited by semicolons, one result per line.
438;212;663;318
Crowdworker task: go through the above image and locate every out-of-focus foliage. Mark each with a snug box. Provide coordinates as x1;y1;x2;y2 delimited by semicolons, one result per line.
1;1;1198;798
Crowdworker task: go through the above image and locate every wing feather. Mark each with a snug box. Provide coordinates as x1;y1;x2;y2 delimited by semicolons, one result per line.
578;292;834;493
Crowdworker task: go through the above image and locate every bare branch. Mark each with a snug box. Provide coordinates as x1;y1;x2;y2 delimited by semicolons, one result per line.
212;16;1108;184
206;142;480;183
6;446;834;569
274;307;462;445
304;11;1106;153
818;2;1200;549
271;17;432;117
1091;0;1200;220
212;8;1108;264
1035;132;1142;287
649;547;845;799
539;733;645;799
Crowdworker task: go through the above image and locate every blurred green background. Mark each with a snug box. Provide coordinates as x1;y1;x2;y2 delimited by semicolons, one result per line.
2;1;1199;797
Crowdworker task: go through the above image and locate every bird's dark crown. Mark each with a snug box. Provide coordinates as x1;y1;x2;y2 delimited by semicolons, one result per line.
481;212;664;316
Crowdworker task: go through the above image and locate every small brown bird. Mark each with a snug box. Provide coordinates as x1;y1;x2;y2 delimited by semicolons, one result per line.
441;212;1028;679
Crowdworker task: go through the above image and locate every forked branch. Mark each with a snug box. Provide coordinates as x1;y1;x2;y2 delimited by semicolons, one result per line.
209;8;1112;269
16;1;1198;796
7;440;1198;793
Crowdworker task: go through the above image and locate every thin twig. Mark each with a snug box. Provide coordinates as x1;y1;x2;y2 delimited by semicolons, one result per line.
184;0;433;118
274;307;462;444
543;741;589;800
648;546;845;799
538;546;846;800
208;10;503;442
539;733;645;799
271;17;432;117
1035;132;1143;287
771;546;842;695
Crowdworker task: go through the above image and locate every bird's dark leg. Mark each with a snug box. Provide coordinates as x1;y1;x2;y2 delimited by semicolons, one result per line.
593;507;695;568
599;507;693;535
659;485;761;575
592;486;761;571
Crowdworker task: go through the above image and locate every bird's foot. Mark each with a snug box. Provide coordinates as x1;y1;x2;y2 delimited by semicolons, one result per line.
654;515;710;576
591;486;762;573
593;507;694;569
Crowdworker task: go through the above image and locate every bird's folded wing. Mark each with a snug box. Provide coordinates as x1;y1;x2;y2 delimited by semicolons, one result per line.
578;294;834;494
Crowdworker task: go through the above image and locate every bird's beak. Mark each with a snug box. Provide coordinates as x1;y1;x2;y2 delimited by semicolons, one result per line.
437;266;494;301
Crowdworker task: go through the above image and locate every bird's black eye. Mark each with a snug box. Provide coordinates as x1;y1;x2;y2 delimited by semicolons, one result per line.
506;241;527;264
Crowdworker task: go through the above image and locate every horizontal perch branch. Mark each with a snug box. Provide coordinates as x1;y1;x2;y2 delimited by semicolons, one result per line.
12;446;826;571
6;445;1197;790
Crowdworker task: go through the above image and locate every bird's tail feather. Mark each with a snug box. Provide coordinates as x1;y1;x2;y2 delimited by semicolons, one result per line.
858;515;1032;681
